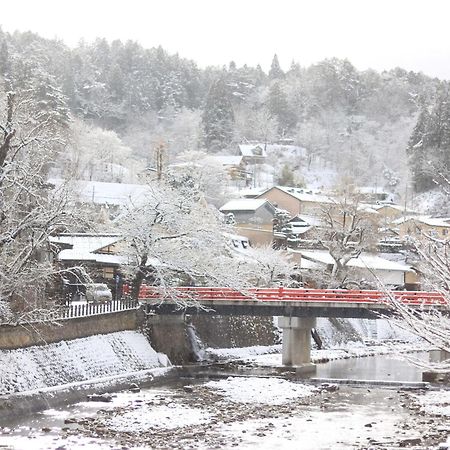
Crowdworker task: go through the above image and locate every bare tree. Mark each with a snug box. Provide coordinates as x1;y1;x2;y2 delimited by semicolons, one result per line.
316;194;379;287
385;237;450;371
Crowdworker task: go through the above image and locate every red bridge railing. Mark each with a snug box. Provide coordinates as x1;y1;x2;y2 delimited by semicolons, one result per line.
123;285;447;306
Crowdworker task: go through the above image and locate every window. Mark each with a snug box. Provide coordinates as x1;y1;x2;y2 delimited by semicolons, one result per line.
103;267;115;279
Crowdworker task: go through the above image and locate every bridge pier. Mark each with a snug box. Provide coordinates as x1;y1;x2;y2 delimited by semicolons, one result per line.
278;317;316;374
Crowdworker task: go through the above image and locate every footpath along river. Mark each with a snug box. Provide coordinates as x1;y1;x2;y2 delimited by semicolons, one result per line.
1;351;449;450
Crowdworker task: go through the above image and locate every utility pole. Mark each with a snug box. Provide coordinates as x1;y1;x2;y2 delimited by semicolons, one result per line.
154;140;166;182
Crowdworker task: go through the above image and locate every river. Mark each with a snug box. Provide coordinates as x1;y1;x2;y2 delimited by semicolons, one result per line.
0;351;448;449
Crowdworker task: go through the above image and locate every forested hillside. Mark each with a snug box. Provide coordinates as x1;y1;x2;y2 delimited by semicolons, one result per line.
0;28;446;193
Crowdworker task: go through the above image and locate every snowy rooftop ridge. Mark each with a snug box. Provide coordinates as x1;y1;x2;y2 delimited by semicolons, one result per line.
238;144;267;157
50;233;122;253
262;186;333;204
298;249;413;272
393;215;450;227
220;198;272;212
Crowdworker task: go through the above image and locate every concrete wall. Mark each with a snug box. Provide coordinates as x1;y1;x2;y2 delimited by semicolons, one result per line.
145;315;195;364
191;315;278;348
0;310;142;350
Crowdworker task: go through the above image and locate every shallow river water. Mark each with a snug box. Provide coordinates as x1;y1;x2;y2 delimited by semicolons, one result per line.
0;352;447;450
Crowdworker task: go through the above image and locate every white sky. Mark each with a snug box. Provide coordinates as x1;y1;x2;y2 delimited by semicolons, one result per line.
2;0;450;79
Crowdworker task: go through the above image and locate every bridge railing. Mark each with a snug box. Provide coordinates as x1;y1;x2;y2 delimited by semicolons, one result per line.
130;286;447;306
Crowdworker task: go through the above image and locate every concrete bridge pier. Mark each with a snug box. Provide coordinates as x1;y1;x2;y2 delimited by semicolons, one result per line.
278;317;316;374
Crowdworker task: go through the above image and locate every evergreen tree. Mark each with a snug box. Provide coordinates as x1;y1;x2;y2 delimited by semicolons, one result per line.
201;77;234;151
407;85;450;192
407;106;433;192
278;164;295;186
268;81;296;135
269;54;284;80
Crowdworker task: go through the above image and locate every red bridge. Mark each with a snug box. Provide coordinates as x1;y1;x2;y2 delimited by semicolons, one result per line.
132;286;447;319
131;286;447;369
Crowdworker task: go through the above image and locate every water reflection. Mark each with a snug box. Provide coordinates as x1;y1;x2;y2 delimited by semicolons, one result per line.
316;351;429;382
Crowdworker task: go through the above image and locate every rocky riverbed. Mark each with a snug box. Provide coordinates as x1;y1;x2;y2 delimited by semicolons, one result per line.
1;375;449;449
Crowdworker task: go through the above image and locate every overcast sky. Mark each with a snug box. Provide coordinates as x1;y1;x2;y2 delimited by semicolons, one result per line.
2;0;450;79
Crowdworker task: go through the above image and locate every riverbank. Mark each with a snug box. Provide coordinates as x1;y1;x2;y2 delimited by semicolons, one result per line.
205;340;435;366
2;371;449;449
0;330;172;423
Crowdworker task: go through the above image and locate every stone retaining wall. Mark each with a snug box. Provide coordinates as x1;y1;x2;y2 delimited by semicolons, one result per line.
0;309;143;350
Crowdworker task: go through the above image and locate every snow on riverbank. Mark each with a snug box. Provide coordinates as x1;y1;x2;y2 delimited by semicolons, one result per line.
0;331;169;395
413;390;450;417
206;340;433;367
204;377;317;405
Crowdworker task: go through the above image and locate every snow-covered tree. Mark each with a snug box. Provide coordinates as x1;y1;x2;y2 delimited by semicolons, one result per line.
315;193;378;287
201;77;234;152
169;151;230;206
268;54;284;80
60;119;142;182
0;80;78;322
385;237;450;371
118;180;242;300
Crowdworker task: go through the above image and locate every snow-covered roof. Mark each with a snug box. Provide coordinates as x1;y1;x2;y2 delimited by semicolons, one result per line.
238;144;267;158
290;214;323;227
57;249;127;265
51;233;123;265
49;234;122;253
238;187;268;198
265;186;333;204
49;179;149;207
357;205;379;215
372;204;404;212
370;204;417;215
220;198;272;212
356;186;390;195
298;249;413;272
224;232;250;253
284;225;312;235
211;155;243;166
393;215;450;228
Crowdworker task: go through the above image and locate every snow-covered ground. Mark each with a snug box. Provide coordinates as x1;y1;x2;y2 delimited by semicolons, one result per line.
413;390;450;417
206;340;432;367
2;374;440;449
205;376;317;404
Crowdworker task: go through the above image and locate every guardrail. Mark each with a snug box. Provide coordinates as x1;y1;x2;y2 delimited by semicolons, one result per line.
58;298;139;319
130;286;447;306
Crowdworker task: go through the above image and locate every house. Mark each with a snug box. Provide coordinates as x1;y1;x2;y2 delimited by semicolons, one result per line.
370;204;417;223
395;216;450;239
294;249;417;288
257;186;332;217
49;233;129;301
238;144;267;165
355;187;395;203
220;198;276;228
49;233;125;281
219;198;277;246
273;214;321;248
